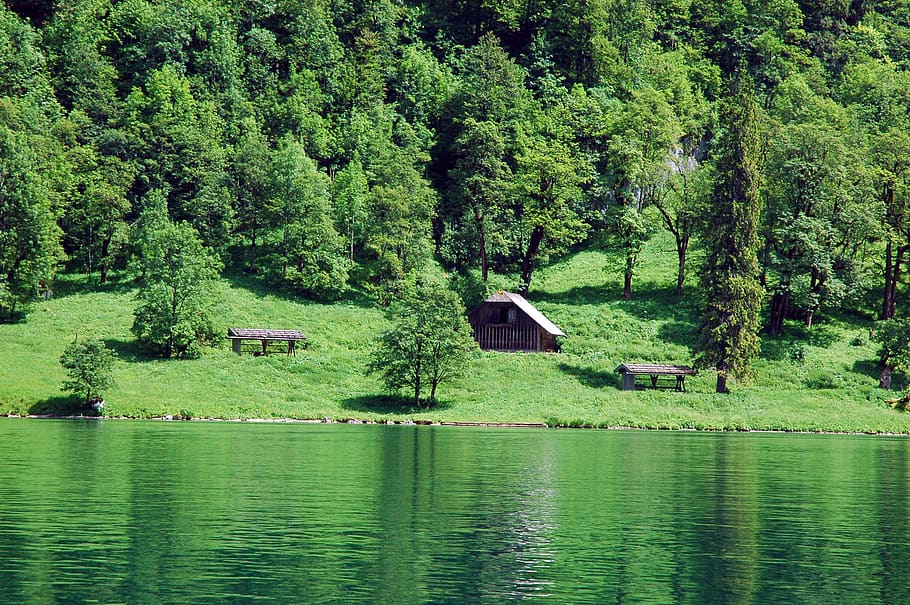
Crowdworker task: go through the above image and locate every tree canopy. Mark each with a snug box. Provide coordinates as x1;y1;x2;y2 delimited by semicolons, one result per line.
3;1;910;390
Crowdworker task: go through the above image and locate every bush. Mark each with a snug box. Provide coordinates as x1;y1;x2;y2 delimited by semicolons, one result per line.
787;342;806;365
804;369;840;390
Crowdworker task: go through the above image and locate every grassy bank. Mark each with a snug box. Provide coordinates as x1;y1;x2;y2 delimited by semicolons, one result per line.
1;235;908;433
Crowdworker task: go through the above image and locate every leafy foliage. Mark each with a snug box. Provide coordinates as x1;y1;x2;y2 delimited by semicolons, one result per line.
368;278;478;406
60;337;115;405
1;0;910;403
694;77;764;392
131;196;222;358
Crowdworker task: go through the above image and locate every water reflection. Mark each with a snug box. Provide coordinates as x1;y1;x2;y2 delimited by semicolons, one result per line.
0;421;907;604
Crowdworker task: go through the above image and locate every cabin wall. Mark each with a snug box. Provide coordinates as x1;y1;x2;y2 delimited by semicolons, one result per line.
540;333;558;353
469;302;538;329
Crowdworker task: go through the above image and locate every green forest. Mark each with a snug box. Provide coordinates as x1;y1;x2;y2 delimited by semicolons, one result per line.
3;0;910;423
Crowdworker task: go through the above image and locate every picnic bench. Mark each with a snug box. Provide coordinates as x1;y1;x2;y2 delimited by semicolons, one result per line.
228;328;306;356
615;363;696;392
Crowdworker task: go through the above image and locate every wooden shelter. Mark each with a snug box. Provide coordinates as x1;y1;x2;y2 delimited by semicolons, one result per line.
468;292;565;352
615;363;696;391
228;328;306;356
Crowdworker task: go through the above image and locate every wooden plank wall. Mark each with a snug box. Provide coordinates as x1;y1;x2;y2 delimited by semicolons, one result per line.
474;325;540;351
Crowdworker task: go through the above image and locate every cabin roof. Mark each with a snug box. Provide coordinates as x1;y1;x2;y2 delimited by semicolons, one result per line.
615;363;696;375
480;292;565;337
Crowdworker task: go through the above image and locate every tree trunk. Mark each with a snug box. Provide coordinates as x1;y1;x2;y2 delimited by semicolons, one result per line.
882;240;896;320
891;245;908;320
349;217;355;266
473;206;489;282
675;236;688;295
716;372;729;394
880;365;892;390
768;290;789;336
100;236;111;285
248;220;259;272
478;225;489;282
880;240;908;321
624;249;634;299
414;372;421;407
518;225;545;296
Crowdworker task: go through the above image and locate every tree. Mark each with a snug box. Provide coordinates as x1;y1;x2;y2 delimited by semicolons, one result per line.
131;196;222;358
437;34;533;276
267;138;348;299
447;119;512;281
871;128;910;321
62;145;135;283
876;319;910;390
0;109;64;321
367;279;478;407
331;153;369;267
0;6;65;321
694;76;764;393
656;156;713;296
514;113;591;295
230;117;272;273
839;59;910;322
122;65;233;250
605;87;681;299
60;337;115;406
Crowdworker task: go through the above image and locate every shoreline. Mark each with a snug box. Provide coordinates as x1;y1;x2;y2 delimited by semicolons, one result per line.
5;413;908;436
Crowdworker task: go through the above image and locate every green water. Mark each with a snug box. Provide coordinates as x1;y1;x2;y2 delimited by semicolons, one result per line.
0;420;908;604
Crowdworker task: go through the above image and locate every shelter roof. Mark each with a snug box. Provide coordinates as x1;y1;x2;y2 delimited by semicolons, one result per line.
481;292;565;337
615;363;696;375
227;328;306;340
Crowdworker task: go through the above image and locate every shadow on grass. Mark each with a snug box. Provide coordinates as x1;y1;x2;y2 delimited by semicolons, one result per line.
532;284;610;306
341;394;453;415
29;395;94;416
51;272;135;299
852;359;906;389
103;338;152;363
657;321;697;347
760;338;797;362
534;281;700;320
558;363;620;389
760;324;843;362
222;269;377;309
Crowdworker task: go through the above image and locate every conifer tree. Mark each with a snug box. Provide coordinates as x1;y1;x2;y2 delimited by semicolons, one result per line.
695;75;764;393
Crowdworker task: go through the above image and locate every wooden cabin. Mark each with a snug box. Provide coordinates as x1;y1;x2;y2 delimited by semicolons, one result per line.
468;292;565;352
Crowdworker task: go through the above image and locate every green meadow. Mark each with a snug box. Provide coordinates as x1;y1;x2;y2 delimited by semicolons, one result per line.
2;233;908;434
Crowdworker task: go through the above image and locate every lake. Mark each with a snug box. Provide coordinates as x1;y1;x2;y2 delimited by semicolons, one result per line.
0;420;907;604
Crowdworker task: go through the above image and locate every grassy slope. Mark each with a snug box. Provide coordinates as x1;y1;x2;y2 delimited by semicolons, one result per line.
1;232;908;433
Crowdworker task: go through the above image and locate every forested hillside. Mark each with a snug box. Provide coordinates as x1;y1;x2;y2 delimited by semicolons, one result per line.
2;0;910;391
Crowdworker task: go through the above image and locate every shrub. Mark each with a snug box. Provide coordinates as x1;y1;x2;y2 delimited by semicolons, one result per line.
787;342;806;365
804;369;840;390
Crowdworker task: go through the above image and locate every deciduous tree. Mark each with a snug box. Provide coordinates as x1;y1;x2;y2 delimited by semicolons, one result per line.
60;337;115;406
131;195;222;358
368;278;477;407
